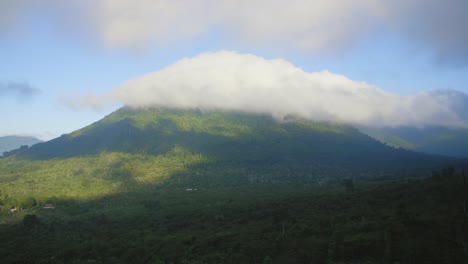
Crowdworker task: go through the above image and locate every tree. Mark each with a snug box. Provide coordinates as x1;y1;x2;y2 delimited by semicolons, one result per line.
18;197;37;209
342;178;354;192
23;214;39;230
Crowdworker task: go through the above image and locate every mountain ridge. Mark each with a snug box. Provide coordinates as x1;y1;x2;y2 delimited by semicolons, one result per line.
361;126;468;158
8;107;454;182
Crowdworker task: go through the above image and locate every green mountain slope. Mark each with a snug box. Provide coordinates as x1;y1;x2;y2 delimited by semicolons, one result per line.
12;107;450;178
361;126;468;158
0;136;42;155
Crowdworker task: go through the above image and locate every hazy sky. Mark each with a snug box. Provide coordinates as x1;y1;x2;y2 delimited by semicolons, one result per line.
1;0;468;140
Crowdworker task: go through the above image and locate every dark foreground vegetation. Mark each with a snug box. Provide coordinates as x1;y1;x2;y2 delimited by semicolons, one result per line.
1;167;467;264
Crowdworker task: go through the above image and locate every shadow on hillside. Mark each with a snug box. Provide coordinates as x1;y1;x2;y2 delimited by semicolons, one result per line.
2;163;468;264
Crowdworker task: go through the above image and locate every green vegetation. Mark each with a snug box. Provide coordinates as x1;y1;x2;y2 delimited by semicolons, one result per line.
0;147;207;204
1;169;467;263
0;107;466;263
7;107;453;173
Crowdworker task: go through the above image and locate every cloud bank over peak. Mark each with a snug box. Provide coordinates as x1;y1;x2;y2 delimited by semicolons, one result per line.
77;51;468;128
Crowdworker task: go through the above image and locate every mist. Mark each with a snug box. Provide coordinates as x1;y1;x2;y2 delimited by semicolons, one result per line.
73;51;468;128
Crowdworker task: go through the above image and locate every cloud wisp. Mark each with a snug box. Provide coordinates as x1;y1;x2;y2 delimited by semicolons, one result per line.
2;0;468;64
72;51;468;128
0;81;40;100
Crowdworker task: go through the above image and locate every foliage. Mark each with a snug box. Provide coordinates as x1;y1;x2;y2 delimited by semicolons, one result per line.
22;214;39;229
0;170;467;263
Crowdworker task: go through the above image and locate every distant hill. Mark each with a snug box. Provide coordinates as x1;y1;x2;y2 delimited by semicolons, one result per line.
361;126;468;158
0;135;42;155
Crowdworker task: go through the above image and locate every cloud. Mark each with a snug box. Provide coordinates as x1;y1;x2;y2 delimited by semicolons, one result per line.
385;0;468;65
74;51;468;128
60;92;115;111
0;0;31;31
0;81;40;100
2;1;468;64
426;90;468;121
90;0;385;53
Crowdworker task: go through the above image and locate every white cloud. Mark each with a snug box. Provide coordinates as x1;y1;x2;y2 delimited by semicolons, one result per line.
384;0;468;64
2;1;468;63
92;0;212;50
75;51;467;128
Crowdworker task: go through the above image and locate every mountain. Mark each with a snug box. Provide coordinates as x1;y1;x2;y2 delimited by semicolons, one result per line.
0;135;42;155
361;126;468;158
11;107;453;181
0;107;457;203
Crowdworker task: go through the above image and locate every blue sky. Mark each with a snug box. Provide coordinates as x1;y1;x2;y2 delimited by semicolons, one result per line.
1;1;468;140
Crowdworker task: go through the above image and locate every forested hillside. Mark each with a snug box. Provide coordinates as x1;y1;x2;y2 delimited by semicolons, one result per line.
1;168;467;263
10;107;452;175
